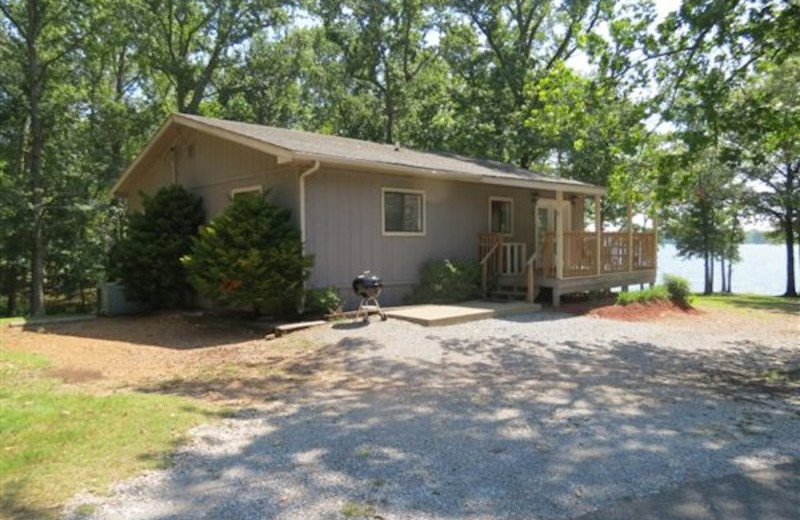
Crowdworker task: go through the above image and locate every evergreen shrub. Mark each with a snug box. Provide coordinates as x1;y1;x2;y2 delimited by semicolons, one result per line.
182;192;312;316
110;185;204;309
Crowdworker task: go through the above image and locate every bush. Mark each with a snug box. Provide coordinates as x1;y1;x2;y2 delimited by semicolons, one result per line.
411;259;481;304
110;185;204;309
616;285;669;305
182;192;313;316
304;286;343;316
664;274;693;305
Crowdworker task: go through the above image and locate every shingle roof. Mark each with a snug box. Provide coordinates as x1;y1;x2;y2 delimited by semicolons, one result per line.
177;114;600;191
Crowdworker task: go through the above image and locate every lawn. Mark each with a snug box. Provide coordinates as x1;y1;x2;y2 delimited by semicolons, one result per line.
0;313;336;519
694;293;800;317
0;348;222;520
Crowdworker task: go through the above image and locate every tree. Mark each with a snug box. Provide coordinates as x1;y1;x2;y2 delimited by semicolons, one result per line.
440;0;625;167
111;185;204;309
182;192;312;315
318;0;446;145
132;0;289;114
0;0;93;316
664;146;746;295
728;57;800;297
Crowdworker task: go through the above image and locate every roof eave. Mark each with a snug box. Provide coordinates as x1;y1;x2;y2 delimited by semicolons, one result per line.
293;152;606;195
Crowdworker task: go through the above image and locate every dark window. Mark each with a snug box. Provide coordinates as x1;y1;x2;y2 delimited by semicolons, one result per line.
383;190;424;234
490;198;513;234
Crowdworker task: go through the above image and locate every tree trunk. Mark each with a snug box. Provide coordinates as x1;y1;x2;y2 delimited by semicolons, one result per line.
26;0;46;317
4;267;18;317
720;257;726;294
727;259;733;294
702;250;713;295
783;215;797;297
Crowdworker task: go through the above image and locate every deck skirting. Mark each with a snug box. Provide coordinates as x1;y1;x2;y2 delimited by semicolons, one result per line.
538;269;657;306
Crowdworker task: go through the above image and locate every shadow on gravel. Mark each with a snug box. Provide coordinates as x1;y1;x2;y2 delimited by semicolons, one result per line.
82;313;800;520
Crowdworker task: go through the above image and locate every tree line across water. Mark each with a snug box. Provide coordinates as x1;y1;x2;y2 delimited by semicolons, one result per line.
1;0;798;316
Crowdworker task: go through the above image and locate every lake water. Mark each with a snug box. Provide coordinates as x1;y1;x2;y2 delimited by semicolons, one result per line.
657;243;799;295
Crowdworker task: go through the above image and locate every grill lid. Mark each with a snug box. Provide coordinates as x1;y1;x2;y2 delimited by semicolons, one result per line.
353;271;383;298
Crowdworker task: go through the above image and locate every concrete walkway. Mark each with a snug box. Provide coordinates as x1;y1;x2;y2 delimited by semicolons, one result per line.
578;460;800;520
385;300;540;326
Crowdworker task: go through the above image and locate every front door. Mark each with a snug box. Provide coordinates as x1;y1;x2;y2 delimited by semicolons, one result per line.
535;199;571;268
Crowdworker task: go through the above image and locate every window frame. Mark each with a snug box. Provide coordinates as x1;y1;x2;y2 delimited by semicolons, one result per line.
231;185;263;200
488;196;514;236
381;187;426;237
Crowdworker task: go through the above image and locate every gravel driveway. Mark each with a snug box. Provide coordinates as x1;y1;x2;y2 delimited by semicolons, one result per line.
66;312;800;520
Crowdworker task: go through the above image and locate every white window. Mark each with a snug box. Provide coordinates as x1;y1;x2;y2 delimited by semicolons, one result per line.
231;185;263;201
382;188;425;236
489;197;513;235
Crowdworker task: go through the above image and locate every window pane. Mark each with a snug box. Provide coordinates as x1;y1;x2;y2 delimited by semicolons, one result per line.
384;192;405;232
491;200;512;234
384;191;422;233
233;189;261;201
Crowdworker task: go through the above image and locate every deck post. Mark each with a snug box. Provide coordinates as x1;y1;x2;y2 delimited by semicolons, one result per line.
652;211;659;272
595;195;602;276
627;199;634;272
556;190;564;280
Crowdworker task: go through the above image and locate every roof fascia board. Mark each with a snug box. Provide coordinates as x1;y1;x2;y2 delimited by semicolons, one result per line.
293;152;606;195
173;114;294;162
111;116;175;194
478;177;607;196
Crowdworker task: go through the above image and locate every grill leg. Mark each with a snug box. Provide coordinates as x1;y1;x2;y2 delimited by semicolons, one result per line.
354;297;388;323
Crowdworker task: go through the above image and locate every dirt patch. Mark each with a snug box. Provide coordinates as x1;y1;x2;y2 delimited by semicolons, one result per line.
47;367;104;383
589;301;700;321
561;299;700;322
0;313;342;404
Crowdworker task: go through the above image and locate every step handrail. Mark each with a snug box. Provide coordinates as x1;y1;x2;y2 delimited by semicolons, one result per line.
480;242;501;297
525;251;537;303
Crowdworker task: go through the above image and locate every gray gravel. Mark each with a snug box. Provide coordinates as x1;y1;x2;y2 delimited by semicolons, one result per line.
65;312;800;520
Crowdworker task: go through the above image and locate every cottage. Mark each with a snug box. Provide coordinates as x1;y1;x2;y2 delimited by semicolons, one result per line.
113;114;657;307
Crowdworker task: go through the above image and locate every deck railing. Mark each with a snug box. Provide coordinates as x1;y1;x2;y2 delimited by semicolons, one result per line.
543;231;657;279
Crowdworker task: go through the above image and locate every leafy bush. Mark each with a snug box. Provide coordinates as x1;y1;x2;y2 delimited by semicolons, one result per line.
411;259;481;303
110;185;204;309
182;192;313;316
304;286;343;316
616;285;669;305
664;274;693;305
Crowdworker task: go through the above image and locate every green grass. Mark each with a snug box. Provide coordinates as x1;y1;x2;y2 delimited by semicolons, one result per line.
616;285;670;306
0;349;220;519
340;501;377;517
694;293;800;316
0;314;95;328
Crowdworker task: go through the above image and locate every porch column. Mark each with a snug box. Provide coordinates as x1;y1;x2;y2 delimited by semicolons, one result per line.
592;195;601;276
556;190;564;279
627;199;634;272
652;210;659;272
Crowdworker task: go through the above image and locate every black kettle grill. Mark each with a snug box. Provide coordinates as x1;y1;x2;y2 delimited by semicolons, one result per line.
352;271;388;322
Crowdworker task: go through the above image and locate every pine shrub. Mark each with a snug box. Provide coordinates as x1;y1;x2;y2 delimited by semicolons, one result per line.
110;185;204;309
182;192;313;316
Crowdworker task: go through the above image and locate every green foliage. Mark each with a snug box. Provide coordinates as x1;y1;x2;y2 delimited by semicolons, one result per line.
411;259;481;304
663;274;693;306
110;185;204;309
616;285;669;306
304;286;343;316
182;193;313;316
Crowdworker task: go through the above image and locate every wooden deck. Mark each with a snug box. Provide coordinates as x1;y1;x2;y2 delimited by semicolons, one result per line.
480;229;658;307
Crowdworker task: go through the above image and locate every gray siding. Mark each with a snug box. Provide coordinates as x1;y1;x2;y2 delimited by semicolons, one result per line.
305;167;537;305
122;128;301;223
